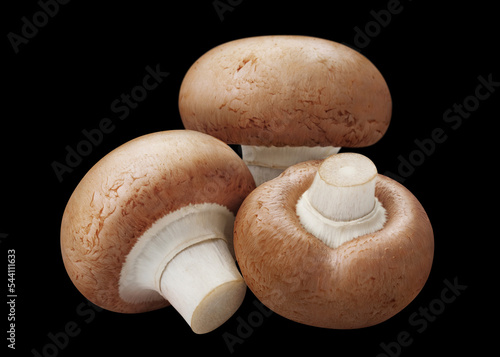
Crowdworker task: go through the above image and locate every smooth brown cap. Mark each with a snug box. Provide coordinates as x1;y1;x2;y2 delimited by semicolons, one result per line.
234;161;434;329
179;35;392;147
61;130;255;313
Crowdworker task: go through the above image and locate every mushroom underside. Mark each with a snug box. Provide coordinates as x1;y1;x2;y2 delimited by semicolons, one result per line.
234;161;434;329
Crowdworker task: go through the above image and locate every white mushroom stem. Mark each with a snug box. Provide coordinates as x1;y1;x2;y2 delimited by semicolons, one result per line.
296;153;387;249
241;145;341;185
119;203;246;334
160;239;245;334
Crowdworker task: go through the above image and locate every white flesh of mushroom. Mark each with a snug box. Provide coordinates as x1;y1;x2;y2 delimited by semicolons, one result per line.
296;153;387;249
241;145;341;185
119;203;246;334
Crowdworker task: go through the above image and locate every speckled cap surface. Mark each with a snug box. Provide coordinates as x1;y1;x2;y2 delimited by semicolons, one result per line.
179;35;392;147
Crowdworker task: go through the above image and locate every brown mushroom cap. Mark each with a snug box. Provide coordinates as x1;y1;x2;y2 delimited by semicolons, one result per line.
61;130;255;313
233;160;434;329
179;35;392;147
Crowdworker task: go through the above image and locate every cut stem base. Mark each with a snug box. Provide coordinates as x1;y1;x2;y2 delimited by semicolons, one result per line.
160;239;246;334
296;153;387;248
119;203;245;333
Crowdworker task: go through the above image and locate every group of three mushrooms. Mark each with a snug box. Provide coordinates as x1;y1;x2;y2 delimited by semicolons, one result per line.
61;36;434;334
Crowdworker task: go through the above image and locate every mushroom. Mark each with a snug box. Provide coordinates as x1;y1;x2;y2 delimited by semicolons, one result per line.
178;35;392;185
60;130;255;334
233;153;434;329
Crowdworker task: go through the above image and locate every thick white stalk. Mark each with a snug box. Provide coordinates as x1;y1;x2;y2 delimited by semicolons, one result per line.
296;153;387;249
119;203;246;333
241;145;341;185
160;239;246;334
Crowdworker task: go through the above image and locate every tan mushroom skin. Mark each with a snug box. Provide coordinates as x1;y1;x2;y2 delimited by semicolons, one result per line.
179;35;391;148
234;160;434;329
61;131;255;317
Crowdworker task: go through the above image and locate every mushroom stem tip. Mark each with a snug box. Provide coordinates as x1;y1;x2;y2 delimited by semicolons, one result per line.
118;203;244;332
297;153;387;248
160;239;246;334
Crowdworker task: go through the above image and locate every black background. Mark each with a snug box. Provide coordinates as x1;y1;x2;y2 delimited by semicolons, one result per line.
2;0;498;356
